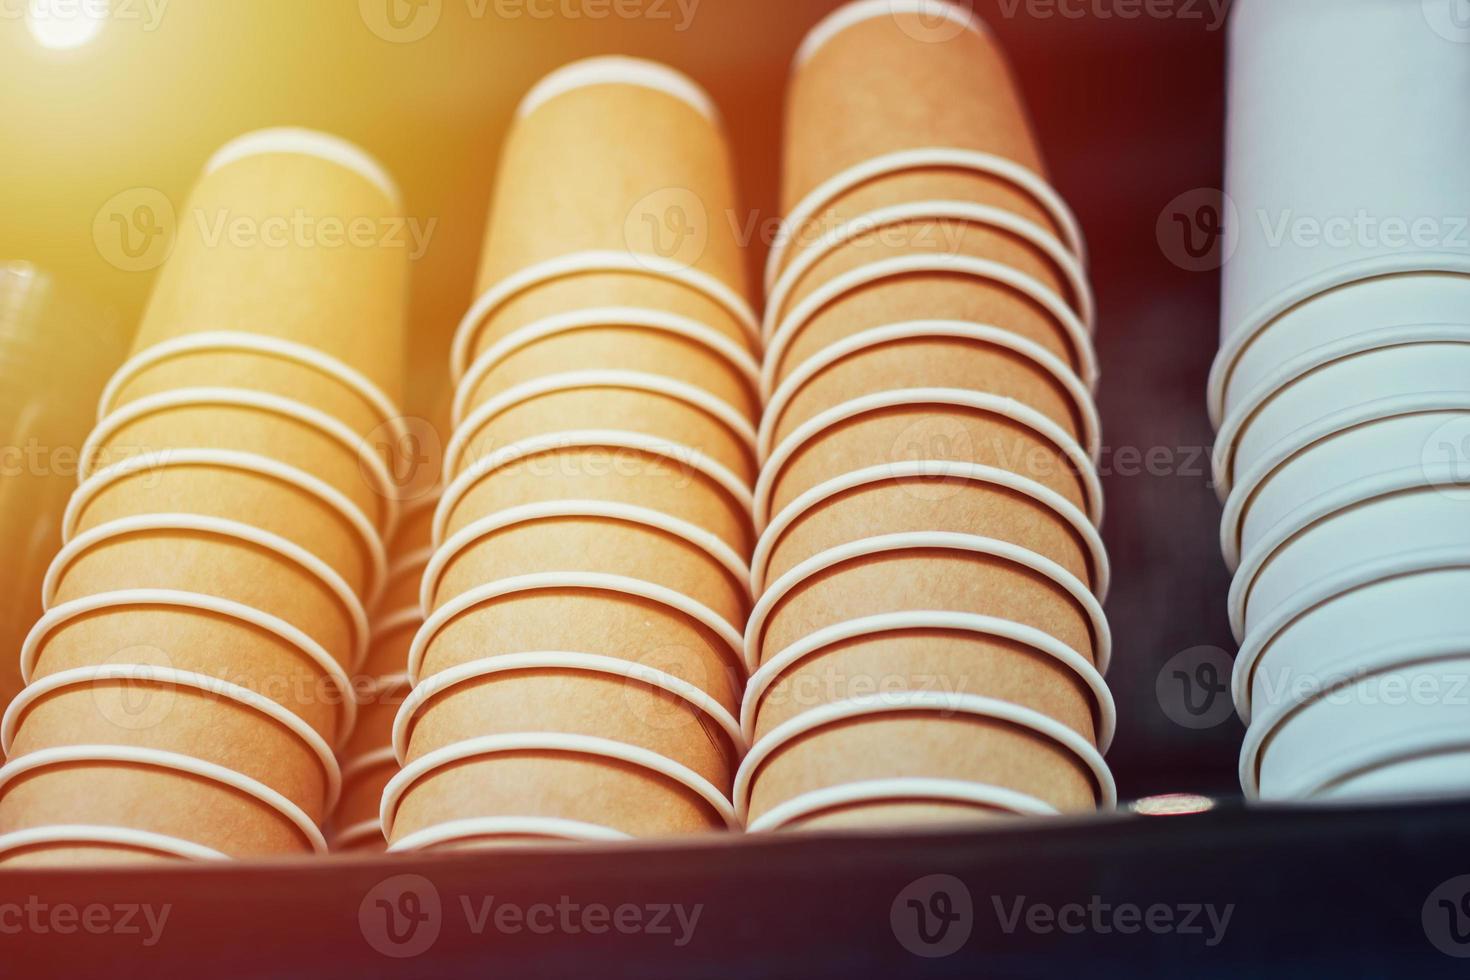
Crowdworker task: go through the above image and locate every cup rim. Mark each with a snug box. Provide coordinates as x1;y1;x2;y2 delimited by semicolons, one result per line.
763;199;1095;339
758;319;1099;459
742;530;1110;675
64;449;389;606
44;513;370;672
1212;322;1470;498
1;663;343;814
751;458;1108;600
20;588;359;749
0;824;230;863
1210;259;1470;428
732;690;1116;822
741;609;1116;750
767;147;1086;291
443;368;757;483
454;306;760;428
421;498;751;618
204;127;400;210
451;250;759;384
754;386;1103;528
406;571;746;687
378;731;740;840
391;649;745;768
746;777;1057;833
0;744;328;855
387;816;633;853
515;56;719;125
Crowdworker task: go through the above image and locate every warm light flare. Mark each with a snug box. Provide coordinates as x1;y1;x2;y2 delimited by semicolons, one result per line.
25;0;107;50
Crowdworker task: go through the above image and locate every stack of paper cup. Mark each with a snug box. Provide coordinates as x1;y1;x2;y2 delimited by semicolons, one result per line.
0;130;409;866
738;0;1115;833
1212;0;1470;803
385;58;755;852
0;265;128;723
330;401;445;855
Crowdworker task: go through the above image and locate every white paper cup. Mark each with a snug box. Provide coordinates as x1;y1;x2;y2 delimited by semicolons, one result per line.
1214;324;1470;494
1221;403;1470;568
1231;485;1470;643
1312;748;1470;805
1233;554;1470;722
1216;273;1470;430
1243;654;1470;801
1223;0;1470;344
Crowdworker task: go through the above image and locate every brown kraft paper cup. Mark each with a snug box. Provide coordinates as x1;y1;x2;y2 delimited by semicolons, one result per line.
758;550;1097;668
340;679;409;763
746;712;1095;823
420;593;742;716
764;477;1095;592
0;759;313;858
750;628;1096;745
429;515;747;632
86;400;387;534
468;271;755;367
332;757;395;844
50;528;357;674
402;668;736;789
774;272;1083;378
767;404;1091;520
134;142;408;404
463;324;758;426
478;73;747;299
777;171;1067;283
786;801;1014;832
769;336;1087;450
109;350;385;445
389;752;725;843
777;218;1074;325
375;560;428;623
444;446;752;557
0;842;187;868
782;8;1046;218
29;607;344;745
452;386;756;489
387;495;438;558
8;680;331;823
359;613;419;679
73;461;374;599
